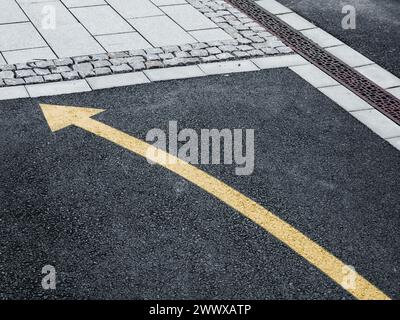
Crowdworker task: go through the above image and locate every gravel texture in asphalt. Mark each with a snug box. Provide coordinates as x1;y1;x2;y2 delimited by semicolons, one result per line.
0;69;399;299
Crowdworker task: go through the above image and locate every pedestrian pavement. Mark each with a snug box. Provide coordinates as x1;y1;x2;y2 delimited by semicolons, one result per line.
0;0;268;63
0;0;293;88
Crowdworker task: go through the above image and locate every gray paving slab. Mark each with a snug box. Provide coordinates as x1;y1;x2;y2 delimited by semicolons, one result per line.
19;0;105;57
61;0;106;7
350;109;400;139
70;5;134;35
18;0;77;26
144;65;204;81
25;79;92;97
189;29;232;42
0;86;29;100
0;0;28;24
161;4;217;30
387;137;400;151
326;45;373;68
86;72;150;89
318;85;373;112
277;12;315;30
96;33;152;52
151;0;187;5
39;24;106;57
356;64;400;89
2;47;56;64
251;54;308;69
388;86;400;99
255;0;292;15
0;22;46;51
107;0;163;18
301;28;343;48
198;60;259;75
129;16;196;47
289;64;339;88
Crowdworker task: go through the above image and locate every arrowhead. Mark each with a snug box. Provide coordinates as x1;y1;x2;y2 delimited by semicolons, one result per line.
40;104;105;132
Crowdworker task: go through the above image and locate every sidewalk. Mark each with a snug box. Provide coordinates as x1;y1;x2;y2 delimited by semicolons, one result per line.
0;2;292;60
0;0;294;88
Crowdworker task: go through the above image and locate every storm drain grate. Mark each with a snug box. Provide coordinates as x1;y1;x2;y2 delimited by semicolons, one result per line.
228;0;400;125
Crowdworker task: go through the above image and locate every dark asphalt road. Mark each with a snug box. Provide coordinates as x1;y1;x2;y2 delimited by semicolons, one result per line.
0;69;399;299
279;0;400;77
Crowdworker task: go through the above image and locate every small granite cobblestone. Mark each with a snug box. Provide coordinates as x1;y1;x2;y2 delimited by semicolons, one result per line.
62;71;80;81
24;76;44;84
44;74;62;82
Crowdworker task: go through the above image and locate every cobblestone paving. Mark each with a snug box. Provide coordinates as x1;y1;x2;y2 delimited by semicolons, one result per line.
0;0;292;88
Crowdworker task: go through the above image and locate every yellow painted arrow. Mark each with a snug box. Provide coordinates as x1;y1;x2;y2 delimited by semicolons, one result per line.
40;103;390;300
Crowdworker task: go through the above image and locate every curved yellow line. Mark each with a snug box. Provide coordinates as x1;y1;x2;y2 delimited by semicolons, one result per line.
75;116;390;300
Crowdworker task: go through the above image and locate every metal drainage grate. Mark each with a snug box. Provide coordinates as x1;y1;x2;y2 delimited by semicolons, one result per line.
228;0;400;125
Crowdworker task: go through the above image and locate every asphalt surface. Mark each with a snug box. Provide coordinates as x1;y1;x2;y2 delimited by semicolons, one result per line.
0;69;399;299
279;0;400;77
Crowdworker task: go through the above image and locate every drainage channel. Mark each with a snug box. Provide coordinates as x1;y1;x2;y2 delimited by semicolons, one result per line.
228;0;400;126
